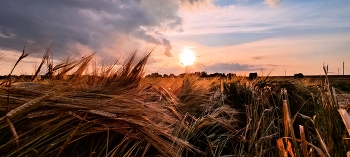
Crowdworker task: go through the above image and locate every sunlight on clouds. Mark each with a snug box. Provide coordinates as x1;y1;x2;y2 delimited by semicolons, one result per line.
158;33;350;76
264;0;280;8
179;0;214;11
1;1;350;76
173;1;350;36
175;5;285;35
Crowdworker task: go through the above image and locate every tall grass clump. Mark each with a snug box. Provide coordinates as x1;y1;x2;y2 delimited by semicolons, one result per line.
0;50;198;157
220;74;350;156
222;77;283;156
309;66;350;156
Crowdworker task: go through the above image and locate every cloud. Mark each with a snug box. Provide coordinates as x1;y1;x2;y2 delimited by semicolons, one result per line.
169;33;350;76
0;0;202;58
173;1;350;36
180;0;206;3
252;56;264;60
266;64;278;67
264;0;279;8
147;57;164;64
162;38;173;57
205;63;263;73
180;0;212;9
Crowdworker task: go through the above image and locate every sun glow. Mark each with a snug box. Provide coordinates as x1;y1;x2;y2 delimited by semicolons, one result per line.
180;49;196;66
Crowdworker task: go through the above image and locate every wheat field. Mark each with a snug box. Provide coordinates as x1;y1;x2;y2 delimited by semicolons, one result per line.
1;50;350;157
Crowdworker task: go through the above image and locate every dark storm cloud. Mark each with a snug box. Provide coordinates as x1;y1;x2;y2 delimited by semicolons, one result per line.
0;0;201;57
206;63;264;72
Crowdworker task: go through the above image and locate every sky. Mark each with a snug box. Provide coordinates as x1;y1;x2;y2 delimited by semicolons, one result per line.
0;0;350;76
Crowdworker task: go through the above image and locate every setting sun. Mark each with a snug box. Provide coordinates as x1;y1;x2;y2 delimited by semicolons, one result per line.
180;49;196;66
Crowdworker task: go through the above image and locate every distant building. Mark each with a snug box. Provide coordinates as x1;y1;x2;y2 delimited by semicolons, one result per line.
249;73;258;80
294;73;304;79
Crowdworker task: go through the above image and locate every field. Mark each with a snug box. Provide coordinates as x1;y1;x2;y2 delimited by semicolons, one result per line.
1;52;350;157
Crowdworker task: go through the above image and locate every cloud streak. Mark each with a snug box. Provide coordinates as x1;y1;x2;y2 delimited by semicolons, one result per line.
252;56;264;60
174;1;350;36
205;63;263;73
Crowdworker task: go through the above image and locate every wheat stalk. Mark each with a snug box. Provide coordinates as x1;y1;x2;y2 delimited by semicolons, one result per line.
2;91;53;120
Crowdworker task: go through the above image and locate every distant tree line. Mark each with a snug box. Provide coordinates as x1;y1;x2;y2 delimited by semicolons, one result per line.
0;72;236;80
145;71;236;79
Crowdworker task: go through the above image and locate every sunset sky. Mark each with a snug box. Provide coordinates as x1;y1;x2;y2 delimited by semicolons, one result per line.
0;0;350;76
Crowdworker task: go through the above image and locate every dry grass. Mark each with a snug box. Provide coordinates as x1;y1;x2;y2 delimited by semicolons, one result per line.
1;48;350;156
1;50;199;156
